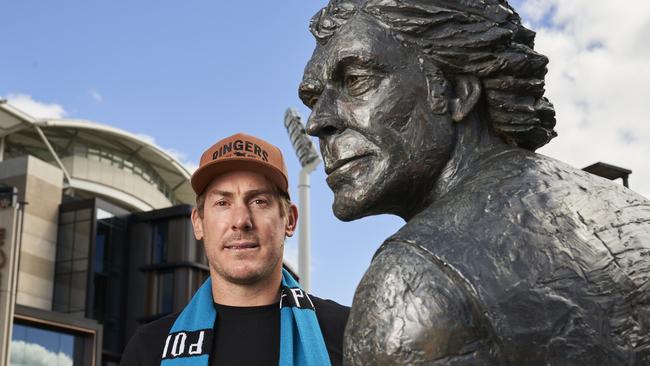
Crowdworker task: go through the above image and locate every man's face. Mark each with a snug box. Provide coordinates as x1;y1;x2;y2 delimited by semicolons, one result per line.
191;170;296;286
300;16;456;221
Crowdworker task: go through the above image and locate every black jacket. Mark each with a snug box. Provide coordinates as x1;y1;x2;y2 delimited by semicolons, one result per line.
120;295;349;366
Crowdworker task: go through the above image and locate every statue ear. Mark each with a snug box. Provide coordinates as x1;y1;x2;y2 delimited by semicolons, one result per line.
449;75;482;123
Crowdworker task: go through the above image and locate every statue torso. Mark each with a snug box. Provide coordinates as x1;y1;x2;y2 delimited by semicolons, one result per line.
344;150;650;365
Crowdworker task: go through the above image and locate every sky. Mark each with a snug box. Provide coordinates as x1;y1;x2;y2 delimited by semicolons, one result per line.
1;0;649;306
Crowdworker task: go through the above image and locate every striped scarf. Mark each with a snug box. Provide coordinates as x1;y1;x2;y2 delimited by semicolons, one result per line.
160;269;331;366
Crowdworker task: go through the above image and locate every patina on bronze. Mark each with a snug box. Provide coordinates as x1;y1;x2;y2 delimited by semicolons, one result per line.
299;0;650;364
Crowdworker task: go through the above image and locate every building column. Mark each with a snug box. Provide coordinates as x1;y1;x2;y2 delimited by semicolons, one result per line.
0;136;5;162
0;198;20;365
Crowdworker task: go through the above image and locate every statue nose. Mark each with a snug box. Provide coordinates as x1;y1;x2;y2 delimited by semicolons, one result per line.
306;114;344;138
306;89;344;138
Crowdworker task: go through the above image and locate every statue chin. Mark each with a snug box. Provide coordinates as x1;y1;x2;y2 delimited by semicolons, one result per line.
331;188;380;222
332;192;391;222
332;197;364;222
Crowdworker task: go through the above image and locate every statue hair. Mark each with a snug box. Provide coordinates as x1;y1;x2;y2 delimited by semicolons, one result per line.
309;0;557;151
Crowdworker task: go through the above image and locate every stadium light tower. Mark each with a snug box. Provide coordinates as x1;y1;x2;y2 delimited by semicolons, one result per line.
284;108;321;292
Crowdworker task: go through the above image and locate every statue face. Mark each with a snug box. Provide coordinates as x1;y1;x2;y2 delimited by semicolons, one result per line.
300;16;456;221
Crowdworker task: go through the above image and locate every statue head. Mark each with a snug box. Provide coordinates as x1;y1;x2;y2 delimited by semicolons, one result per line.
300;0;556;221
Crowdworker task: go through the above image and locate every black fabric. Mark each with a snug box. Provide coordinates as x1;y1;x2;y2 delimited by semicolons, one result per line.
119;296;349;366
212;302;280;365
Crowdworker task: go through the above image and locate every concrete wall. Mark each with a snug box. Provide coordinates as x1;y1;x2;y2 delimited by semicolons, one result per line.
62;155;172;210
0;156;63;310
0;192;19;364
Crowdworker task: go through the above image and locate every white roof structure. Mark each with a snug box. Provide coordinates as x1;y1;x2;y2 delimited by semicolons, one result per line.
0;101;194;211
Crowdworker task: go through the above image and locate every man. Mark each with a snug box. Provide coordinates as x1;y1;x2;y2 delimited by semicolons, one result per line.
120;133;349;365
300;0;650;365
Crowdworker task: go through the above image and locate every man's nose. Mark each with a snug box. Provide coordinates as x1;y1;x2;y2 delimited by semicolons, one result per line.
231;204;253;231
306;88;345;138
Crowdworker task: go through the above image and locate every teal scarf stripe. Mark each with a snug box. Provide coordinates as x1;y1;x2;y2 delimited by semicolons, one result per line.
171;279;216;332
162;355;208;365
279;270;331;366
161;269;331;366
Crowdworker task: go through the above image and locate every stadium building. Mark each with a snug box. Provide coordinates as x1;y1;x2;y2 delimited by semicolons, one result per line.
0;101;210;366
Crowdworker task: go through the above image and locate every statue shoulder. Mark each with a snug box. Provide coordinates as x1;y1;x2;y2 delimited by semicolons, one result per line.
345;240;502;365
379;150;650;364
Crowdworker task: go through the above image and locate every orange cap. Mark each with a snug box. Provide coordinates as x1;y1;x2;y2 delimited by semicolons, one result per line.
191;133;289;196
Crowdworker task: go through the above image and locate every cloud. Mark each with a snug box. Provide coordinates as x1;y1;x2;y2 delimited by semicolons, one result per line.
88;89;103;102
519;0;554;23
165;148;199;173
517;0;650;198
10;340;73;366
4;94;66;119
134;133;198;173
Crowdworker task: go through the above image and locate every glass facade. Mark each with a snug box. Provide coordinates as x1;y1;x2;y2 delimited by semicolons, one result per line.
54;199;129;359
151;221;168;264
127;207;209;323
53;208;92;317
157;271;174;314
10;323;75;366
48;202;208;365
146;220;176;316
94;208;127;355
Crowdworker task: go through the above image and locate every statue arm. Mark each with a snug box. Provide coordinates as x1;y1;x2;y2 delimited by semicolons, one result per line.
344;240;501;365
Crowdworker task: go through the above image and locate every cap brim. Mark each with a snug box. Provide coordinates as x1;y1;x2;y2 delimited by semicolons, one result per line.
191;157;288;196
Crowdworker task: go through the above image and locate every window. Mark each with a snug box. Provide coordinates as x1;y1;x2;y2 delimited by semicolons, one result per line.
93;207;127;353
11;317;97;366
151;221;168;264
76;143;176;202
94;208;115;275
145;270;175;317
94;233;106;274
11;323;75;366
54;208;92;315
123;160;133;173
157;271;174;314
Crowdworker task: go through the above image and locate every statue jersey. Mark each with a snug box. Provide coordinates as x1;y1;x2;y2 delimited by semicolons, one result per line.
345;148;650;365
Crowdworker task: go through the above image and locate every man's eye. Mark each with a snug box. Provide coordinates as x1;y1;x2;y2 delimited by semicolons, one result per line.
252;199;268;206
344;74;375;97
215;200;228;207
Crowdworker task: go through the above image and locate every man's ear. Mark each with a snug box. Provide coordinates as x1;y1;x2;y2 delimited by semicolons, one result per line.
285;204;299;237
449;75;482;123
191;208;204;240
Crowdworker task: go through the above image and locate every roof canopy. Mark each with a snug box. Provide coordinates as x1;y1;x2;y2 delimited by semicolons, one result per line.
0;101;194;210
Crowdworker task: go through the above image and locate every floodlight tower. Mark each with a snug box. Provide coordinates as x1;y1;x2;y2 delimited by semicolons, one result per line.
284;108;321;292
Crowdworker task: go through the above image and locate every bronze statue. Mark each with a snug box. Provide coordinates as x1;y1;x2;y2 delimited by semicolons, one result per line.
299;0;650;364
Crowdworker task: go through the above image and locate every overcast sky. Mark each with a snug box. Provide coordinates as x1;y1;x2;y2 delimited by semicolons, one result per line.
514;0;650;198
2;0;649;305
